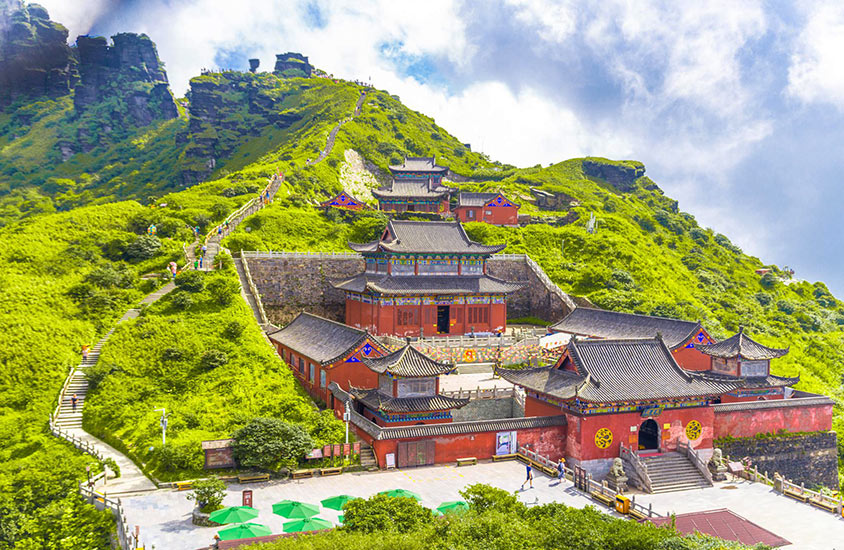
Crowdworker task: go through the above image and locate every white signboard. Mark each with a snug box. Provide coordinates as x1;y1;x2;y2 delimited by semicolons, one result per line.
385;453;396;468
540;332;571;350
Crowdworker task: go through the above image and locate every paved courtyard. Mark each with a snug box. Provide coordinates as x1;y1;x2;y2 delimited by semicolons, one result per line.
121;461;844;550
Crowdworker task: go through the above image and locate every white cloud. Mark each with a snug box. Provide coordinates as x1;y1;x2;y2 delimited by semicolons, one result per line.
37;0;112;39
504;0;577;43
787;1;844;109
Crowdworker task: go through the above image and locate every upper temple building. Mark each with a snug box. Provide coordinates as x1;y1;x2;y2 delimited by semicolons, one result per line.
334;220;523;336
372;157;455;213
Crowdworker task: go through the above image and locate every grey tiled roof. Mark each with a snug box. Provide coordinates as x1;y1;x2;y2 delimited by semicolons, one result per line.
388;156;448;173
328;383;567;440
712;394;834;412
499;338;743;403
550;307;702;349
267;312;371;365
333;272;523;295
457;192;520;208
698;371;799;388
348;220;506;255
372;180;452;199
696;328;788;360
349;387;469;413
361;344;454;377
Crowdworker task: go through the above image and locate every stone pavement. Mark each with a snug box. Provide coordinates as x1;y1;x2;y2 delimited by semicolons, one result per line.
120;461;844;550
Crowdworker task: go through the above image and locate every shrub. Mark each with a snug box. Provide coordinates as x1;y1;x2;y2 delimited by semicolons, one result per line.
175;270;205;293
171;291;194;310
754;292;772;307
200;350;228;371
223;321;244;340
186;476;226;512
207;275;239;306
759;272;779;289
125;235;161;261
232;417;314;470
342;494;433;534
162;347;185;362
85;264;136;289
460;484;523;515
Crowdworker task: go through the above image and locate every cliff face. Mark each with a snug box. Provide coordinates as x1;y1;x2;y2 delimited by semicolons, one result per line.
180;71;302;184
0;1;77;105
73;33;177;123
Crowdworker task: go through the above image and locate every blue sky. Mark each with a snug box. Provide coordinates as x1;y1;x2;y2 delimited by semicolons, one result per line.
40;0;844;296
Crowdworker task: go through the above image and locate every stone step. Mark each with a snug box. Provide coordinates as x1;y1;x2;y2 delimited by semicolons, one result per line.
651;483;711;494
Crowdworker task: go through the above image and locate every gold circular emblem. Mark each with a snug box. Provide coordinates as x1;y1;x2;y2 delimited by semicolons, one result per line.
594;428;613;449
685;420;702;441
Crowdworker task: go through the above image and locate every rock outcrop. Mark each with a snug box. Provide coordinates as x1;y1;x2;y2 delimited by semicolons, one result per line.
180;71;303;184
581;158;645;192
0;1;77;105
274;52;312;78
73;33;177;123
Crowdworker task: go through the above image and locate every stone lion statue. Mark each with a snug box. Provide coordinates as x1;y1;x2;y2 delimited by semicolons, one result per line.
709;448;724;467
609;457;625;477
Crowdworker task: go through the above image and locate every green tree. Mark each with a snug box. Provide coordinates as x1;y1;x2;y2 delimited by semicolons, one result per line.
175;270;205;293
232;418;314;469
186;476;226;512
342;494;433;534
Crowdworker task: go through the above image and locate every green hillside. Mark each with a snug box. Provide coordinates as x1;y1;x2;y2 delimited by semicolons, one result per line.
1;14;842;546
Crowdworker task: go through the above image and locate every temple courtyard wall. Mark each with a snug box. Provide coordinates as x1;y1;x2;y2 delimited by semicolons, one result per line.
242;252;575;328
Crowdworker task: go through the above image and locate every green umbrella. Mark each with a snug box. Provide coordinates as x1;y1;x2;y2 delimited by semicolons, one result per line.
282;517;334;533
208;506;259;525
377;489;422;501
437;501;469;515
337;514;345;524
321;494;357;511
272;500;320;519
217;522;272;541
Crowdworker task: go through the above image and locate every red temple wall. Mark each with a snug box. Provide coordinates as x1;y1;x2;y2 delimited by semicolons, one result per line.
575;407;714;462
353;300;501;337
672;346;711;371
713;402;832;439
524;396;564;417
454;205;519;226
370;424;566;467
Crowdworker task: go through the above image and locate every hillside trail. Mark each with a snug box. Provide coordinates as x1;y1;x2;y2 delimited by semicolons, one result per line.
305;89;368;166
49;173;284;495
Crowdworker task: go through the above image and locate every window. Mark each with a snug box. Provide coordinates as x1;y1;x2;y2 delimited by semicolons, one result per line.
397;308;418;326
309;363;315;382
456;308;463;323
392;259;415;276
468;209;474;219
741;360;768;378
298;357;305;374
379;374;393;394
468;306;489;325
485;210;492;216
418;259;458;276
424;308;434;324
461;260;483;275
365;258;377;273
319;369;327;388
397;378;436;397
375;259;389;274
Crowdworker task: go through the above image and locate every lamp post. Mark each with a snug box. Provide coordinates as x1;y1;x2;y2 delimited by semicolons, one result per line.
343;411;350;444
154;408;168;446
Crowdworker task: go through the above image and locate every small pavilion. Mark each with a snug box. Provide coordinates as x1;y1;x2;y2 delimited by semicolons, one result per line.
453;192;520;226
350;343;468;426
372;157;454;213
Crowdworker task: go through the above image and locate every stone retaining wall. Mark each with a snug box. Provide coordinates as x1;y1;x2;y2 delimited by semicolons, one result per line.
246;254;574;328
451;397;523;422
716;431;839;489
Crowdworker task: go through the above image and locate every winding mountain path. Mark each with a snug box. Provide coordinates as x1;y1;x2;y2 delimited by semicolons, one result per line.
306;90;367;166
49;173;285;495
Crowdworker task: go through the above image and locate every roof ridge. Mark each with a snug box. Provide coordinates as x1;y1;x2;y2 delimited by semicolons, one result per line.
571;306;698;324
295;311;367;334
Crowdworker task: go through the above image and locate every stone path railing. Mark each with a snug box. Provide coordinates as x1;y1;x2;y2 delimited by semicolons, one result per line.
306;90;367;166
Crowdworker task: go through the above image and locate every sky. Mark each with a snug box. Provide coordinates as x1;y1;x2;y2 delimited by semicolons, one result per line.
38;0;844;297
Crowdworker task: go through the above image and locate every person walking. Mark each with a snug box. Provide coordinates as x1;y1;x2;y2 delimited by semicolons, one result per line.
71;393;78;413
521;463;533;490
81;344;89;362
193;259;199;270
556;457;566;485
199;255;204;269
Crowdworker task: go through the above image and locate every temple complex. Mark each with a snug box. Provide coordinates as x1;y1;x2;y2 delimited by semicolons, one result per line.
372;157;454;213
335;220;523;336
453;192;520;226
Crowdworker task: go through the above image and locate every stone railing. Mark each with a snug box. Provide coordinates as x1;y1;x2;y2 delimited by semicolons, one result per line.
441;386;515;400
79;482;136;549
619;443;652;493
677;441;713;485
490;254;577;312
239;250;360;259
240;253;269;325
50;423;105;463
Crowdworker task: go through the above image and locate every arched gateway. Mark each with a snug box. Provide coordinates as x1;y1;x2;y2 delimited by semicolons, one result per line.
639;418;659;451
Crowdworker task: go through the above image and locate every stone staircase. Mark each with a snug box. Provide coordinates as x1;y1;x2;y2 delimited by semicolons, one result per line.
360;442;378;470
642;452;712;493
54;332;112;430
306;90;367;165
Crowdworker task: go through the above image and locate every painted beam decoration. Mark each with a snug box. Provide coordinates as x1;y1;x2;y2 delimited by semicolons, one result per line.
485;194;517;208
